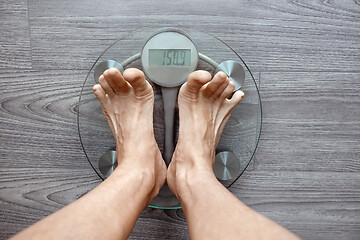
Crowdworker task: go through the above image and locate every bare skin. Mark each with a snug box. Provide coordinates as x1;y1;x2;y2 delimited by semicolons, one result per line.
10;68;166;240
167;70;301;240
11;68;300;240
94;68;167;200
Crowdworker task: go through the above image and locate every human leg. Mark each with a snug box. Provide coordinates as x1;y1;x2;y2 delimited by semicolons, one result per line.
167;70;300;240
11;68;166;240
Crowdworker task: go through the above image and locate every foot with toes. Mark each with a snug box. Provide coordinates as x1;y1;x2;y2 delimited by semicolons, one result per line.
93;68;167;201
167;70;244;200
93;68;244;202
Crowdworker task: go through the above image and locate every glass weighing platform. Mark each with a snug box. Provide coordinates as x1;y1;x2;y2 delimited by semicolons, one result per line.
77;27;262;209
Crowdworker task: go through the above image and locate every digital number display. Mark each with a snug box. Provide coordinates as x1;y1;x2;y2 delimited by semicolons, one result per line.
149;49;191;67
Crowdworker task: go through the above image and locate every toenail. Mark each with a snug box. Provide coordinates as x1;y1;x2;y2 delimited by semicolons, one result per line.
218;71;227;79
108;68;117;75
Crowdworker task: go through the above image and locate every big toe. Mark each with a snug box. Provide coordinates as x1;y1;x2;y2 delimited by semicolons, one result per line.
92;84;107;106
123;68;152;96
181;70;211;98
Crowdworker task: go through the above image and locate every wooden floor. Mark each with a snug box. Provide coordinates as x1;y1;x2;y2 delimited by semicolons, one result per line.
0;0;359;239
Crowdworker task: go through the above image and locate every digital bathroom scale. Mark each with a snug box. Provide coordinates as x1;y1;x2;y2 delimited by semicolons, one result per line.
78;27;262;209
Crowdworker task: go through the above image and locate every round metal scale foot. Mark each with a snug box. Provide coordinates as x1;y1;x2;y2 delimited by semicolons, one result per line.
213;151;241;181
94;60;124;83
98;150;117;178
215;60;245;91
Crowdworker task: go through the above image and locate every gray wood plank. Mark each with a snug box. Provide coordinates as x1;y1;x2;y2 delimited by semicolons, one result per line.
0;70;90;169
230;170;360;240
0;0;32;70
27;0;360;71
130;209;189;240
256;71;360;172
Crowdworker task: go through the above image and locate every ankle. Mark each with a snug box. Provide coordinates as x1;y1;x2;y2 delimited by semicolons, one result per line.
171;161;217;201
112;166;156;194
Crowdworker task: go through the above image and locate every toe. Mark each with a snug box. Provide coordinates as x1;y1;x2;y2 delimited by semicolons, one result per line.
182;70;211;98
210;72;230;100
203;71;228;98
216;89;243;123
99;75;115;97
103;68;131;94
93;84;108;106
219;81;236;100
226;90;244;110
123;68;152;96
215;111;231;146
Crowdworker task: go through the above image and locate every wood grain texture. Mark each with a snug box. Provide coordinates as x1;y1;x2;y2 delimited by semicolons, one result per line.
0;70;91;169
256;72;360;172
230;170;360;240
27;0;360;72
0;0;359;239
0;0;32;71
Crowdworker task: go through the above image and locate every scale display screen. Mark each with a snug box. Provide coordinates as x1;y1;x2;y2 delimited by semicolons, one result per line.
149;49;191;66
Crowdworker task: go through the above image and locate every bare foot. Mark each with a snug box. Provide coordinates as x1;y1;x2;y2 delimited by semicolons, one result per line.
93;68;167;201
167;70;244;200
